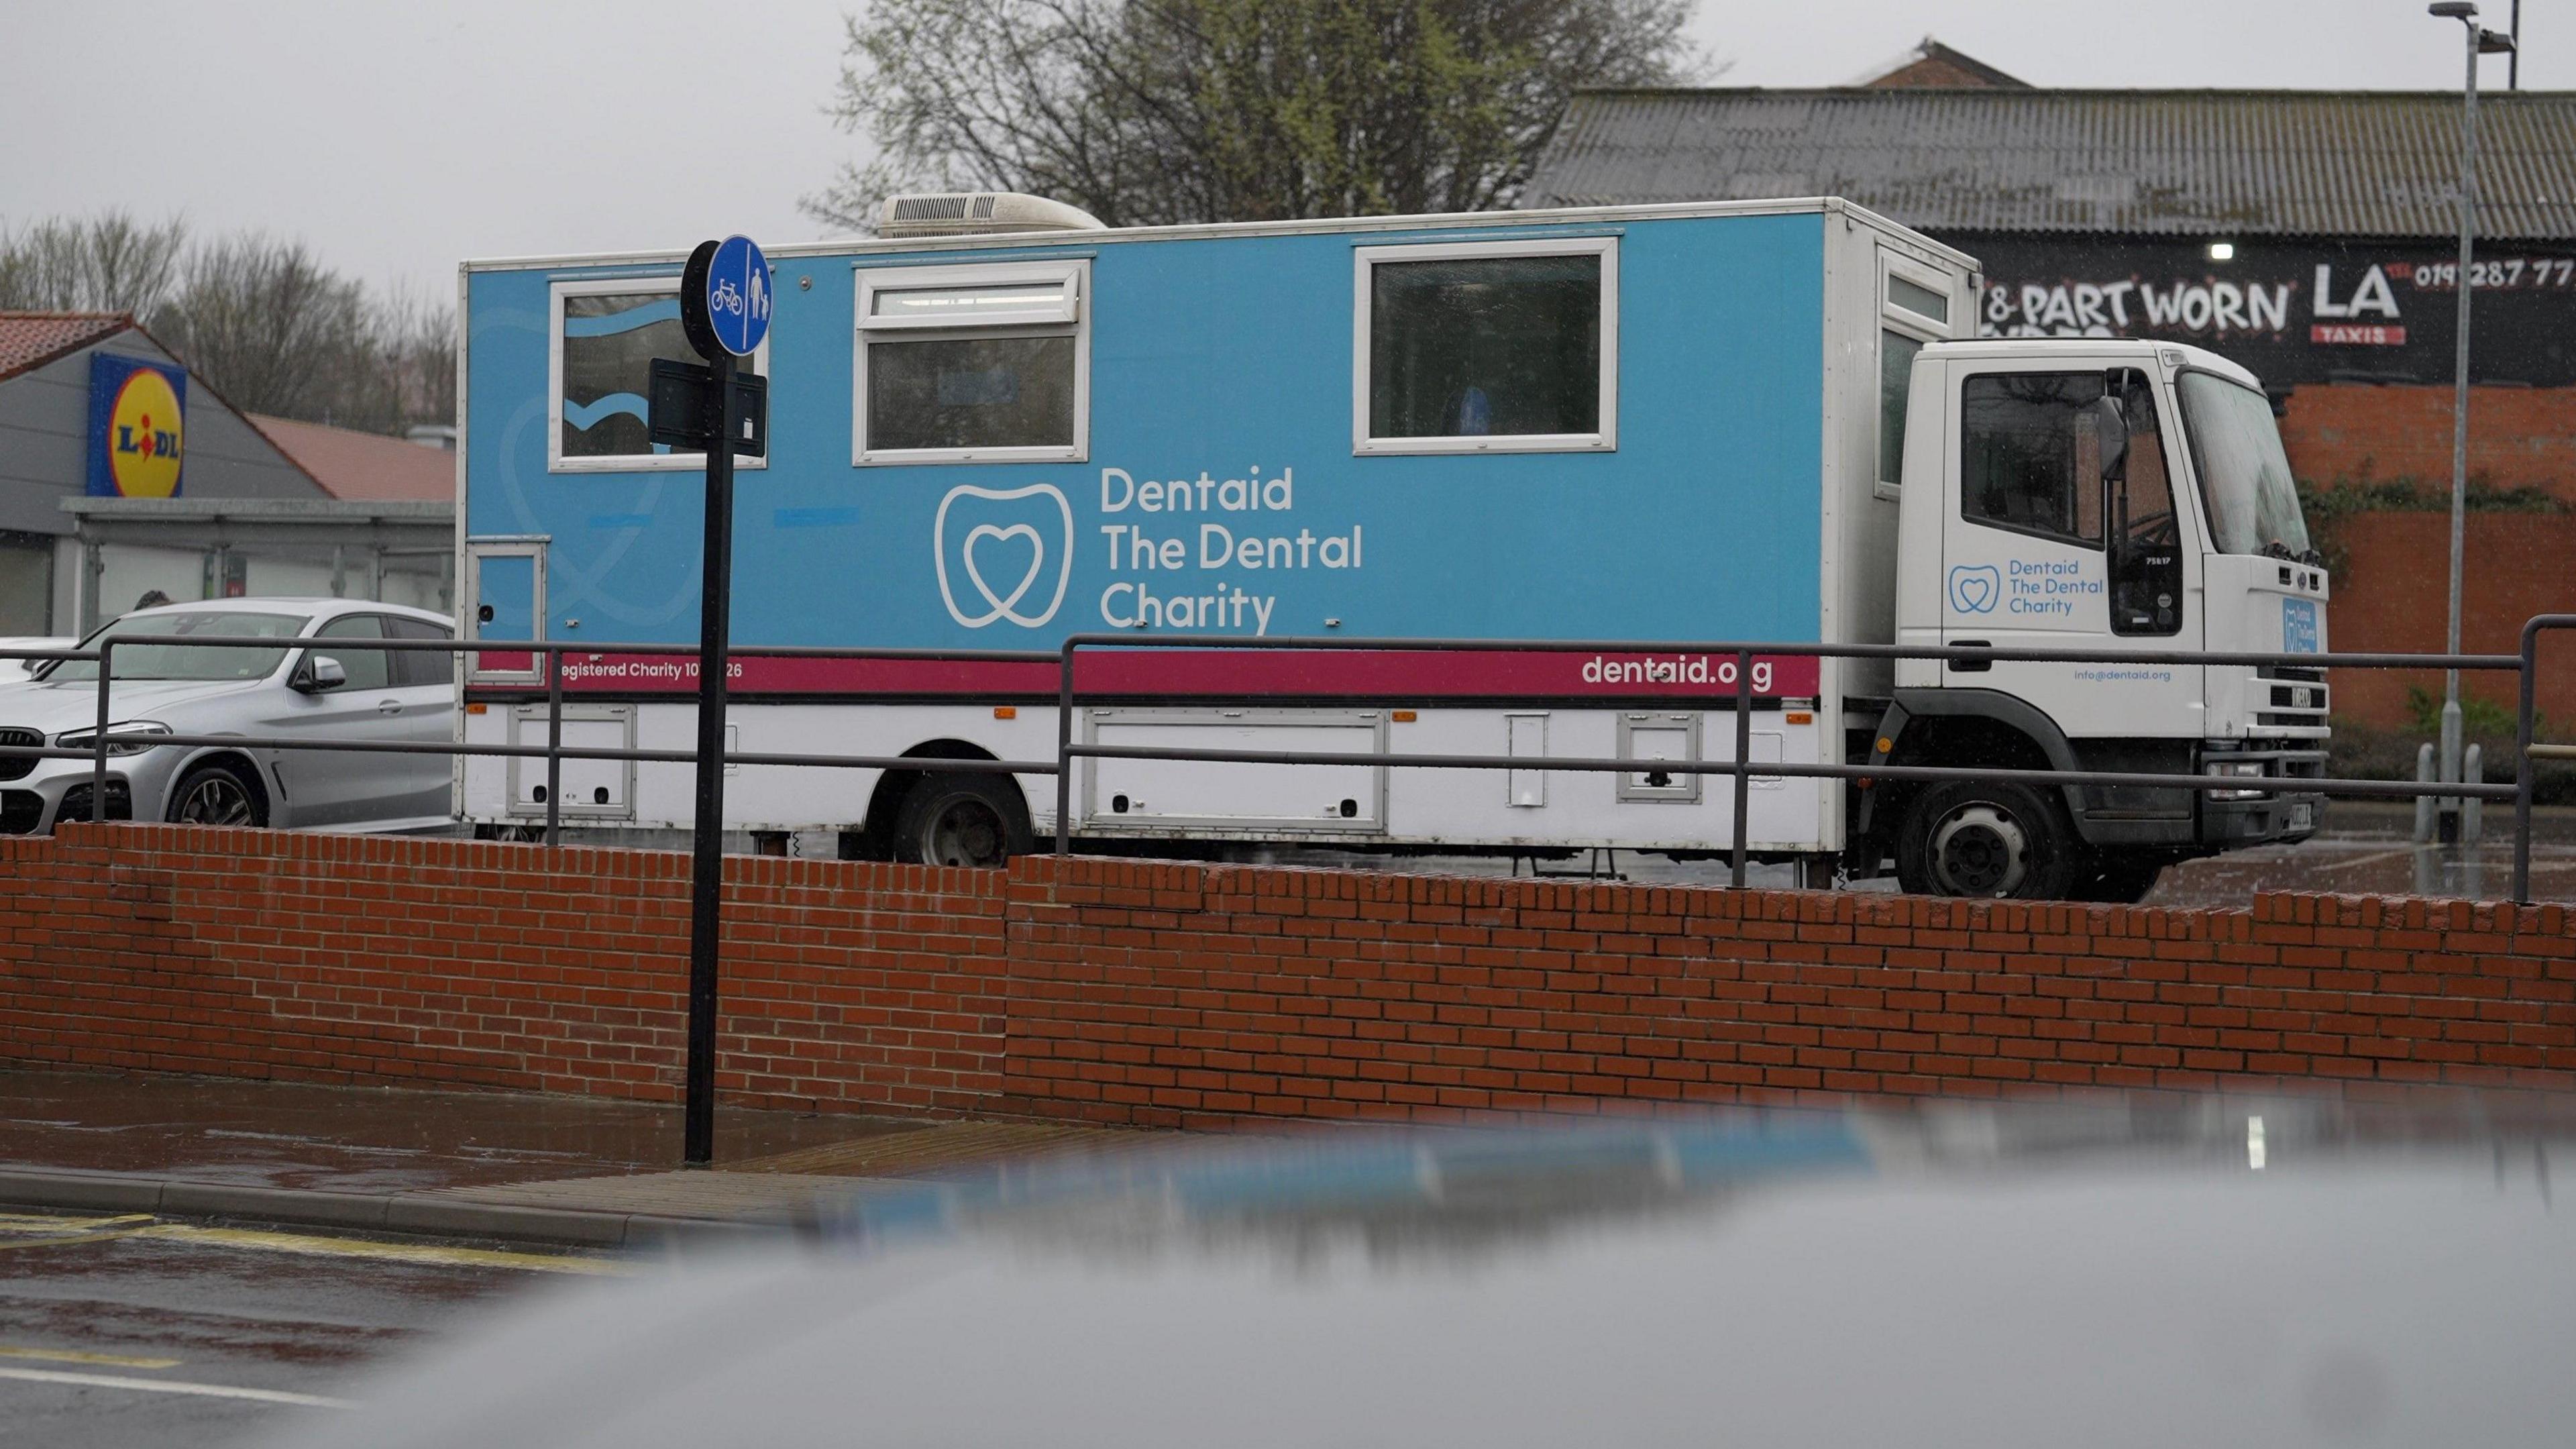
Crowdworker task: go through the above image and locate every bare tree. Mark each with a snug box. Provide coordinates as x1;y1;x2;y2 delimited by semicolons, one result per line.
152;233;375;420
804;0;1705;231
0;211;454;435
0;213;187;315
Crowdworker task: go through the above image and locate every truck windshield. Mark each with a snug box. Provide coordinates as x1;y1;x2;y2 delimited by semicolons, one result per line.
42;611;308;682
2176;372;2312;559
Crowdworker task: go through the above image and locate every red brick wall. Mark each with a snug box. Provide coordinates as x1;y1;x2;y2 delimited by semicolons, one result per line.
0;824;1010;1116
5;827;2573;1129
2324;511;2576;730
1006;858;2576;1127
2283;384;2576;496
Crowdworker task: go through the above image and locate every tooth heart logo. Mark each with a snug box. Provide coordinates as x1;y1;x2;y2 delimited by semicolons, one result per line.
934;482;1074;628
1947;564;2001;615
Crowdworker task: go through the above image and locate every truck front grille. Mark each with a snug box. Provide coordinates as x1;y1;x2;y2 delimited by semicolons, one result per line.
2255;665;2328;729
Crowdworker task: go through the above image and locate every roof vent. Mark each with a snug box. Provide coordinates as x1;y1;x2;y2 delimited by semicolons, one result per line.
878;192;1108;239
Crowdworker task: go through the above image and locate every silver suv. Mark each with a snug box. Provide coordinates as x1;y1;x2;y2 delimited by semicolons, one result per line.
0;598;455;835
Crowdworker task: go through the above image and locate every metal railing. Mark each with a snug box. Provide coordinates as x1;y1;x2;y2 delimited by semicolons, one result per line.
1;637;1057;851
0;623;2565;901
1052;633;2524;891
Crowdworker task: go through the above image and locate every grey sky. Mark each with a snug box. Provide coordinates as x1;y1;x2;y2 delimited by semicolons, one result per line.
1;1;2555;301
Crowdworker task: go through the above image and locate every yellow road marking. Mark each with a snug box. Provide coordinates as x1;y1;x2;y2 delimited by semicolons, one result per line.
0;1364;349;1408
0;1213;154;1232
133;1223;627;1276
0;1345;182;1370
0;1227;151;1252
0;1211;623;1274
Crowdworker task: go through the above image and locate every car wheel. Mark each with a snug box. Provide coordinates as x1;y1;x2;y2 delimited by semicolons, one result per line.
166;761;269;829
1894;780;2078;900
894;773;1030;867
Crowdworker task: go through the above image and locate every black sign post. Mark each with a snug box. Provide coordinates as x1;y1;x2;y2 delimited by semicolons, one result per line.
652;235;772;1168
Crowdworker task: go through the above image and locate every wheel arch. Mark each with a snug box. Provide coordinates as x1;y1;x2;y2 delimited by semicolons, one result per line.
850;738;1030;858
162;746;275;824
1884;688;2085;830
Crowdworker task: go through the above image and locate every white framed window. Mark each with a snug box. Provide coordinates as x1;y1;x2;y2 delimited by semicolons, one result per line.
548;278;769;473
1875;253;1953;500
1352;235;1617;456
853;259;1090;466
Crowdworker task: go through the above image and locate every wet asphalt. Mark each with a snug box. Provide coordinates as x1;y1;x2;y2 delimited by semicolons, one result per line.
0;1069;922;1192
0;1213;564;1448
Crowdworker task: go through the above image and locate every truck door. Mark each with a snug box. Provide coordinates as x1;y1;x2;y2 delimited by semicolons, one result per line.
1938;364;2200;742
464;537;547;684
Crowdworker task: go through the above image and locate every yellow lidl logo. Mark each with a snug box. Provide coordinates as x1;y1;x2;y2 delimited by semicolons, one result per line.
87;354;188;499
108;368;184;497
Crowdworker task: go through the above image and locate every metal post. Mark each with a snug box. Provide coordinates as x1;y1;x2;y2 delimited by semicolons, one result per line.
545;645;563;847
2510;0;2521;88
91;639;112;824
1731;649;1752;889
682;352;737;1169
79;539;101;636
2414;741;2438;844
1055;645;1075;855
2441;12;2482;811
2514;619;2538;902
2463;742;2485;844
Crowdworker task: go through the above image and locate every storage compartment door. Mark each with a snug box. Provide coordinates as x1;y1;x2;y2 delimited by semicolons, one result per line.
1085;709;1385;833
508;704;635;819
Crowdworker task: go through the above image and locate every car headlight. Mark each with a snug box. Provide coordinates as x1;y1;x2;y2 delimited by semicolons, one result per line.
56;720;172;757
2204;759;2266;802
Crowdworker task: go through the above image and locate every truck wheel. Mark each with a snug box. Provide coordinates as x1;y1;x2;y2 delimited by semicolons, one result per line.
165;761;269;828
894;773;1031;867
1894;780;2077;900
2076;856;2165;905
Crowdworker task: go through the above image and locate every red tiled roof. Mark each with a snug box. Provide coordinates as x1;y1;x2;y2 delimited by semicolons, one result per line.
246;414;454;502
0;311;133;384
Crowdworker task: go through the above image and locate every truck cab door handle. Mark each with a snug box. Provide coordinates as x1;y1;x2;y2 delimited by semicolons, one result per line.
1947;641;1992;673
377;700;404;714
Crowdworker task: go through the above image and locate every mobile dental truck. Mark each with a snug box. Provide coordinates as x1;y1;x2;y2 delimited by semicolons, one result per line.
453;195;2326;900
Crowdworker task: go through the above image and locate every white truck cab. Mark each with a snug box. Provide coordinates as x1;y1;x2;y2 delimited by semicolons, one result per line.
1866;339;2326;900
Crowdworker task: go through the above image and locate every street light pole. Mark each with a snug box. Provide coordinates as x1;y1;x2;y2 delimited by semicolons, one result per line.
2428;3;2516;828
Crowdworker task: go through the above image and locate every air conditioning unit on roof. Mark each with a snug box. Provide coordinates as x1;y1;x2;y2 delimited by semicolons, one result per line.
878;192;1108;239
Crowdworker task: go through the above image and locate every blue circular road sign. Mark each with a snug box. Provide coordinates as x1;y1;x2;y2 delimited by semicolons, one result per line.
702;235;773;357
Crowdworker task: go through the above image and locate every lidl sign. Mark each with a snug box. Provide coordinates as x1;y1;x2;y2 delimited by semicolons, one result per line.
87;354;186;498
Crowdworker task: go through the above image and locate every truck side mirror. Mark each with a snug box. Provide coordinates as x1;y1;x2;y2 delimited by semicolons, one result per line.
2090;394;2129;484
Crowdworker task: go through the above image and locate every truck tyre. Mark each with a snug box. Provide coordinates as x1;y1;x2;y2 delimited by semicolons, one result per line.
1894;780;2078;900
894;773;1031;867
165;761;269;829
2076;855;2165;905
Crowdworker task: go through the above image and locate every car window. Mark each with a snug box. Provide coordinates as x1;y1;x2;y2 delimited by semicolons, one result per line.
386;616;456;686
44;610;308;682
313;614;392;691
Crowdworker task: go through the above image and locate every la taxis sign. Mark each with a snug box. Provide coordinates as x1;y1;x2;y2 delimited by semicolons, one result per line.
85;354;186;498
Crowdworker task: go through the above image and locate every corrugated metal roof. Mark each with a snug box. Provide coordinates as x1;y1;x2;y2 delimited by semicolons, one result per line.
1521;89;2576;239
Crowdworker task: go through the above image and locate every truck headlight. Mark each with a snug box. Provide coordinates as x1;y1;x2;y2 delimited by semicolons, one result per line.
56;721;172;757
2204;759;2266;802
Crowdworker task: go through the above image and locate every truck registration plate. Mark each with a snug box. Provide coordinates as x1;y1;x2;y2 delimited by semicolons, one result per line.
2289;802;2314;831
